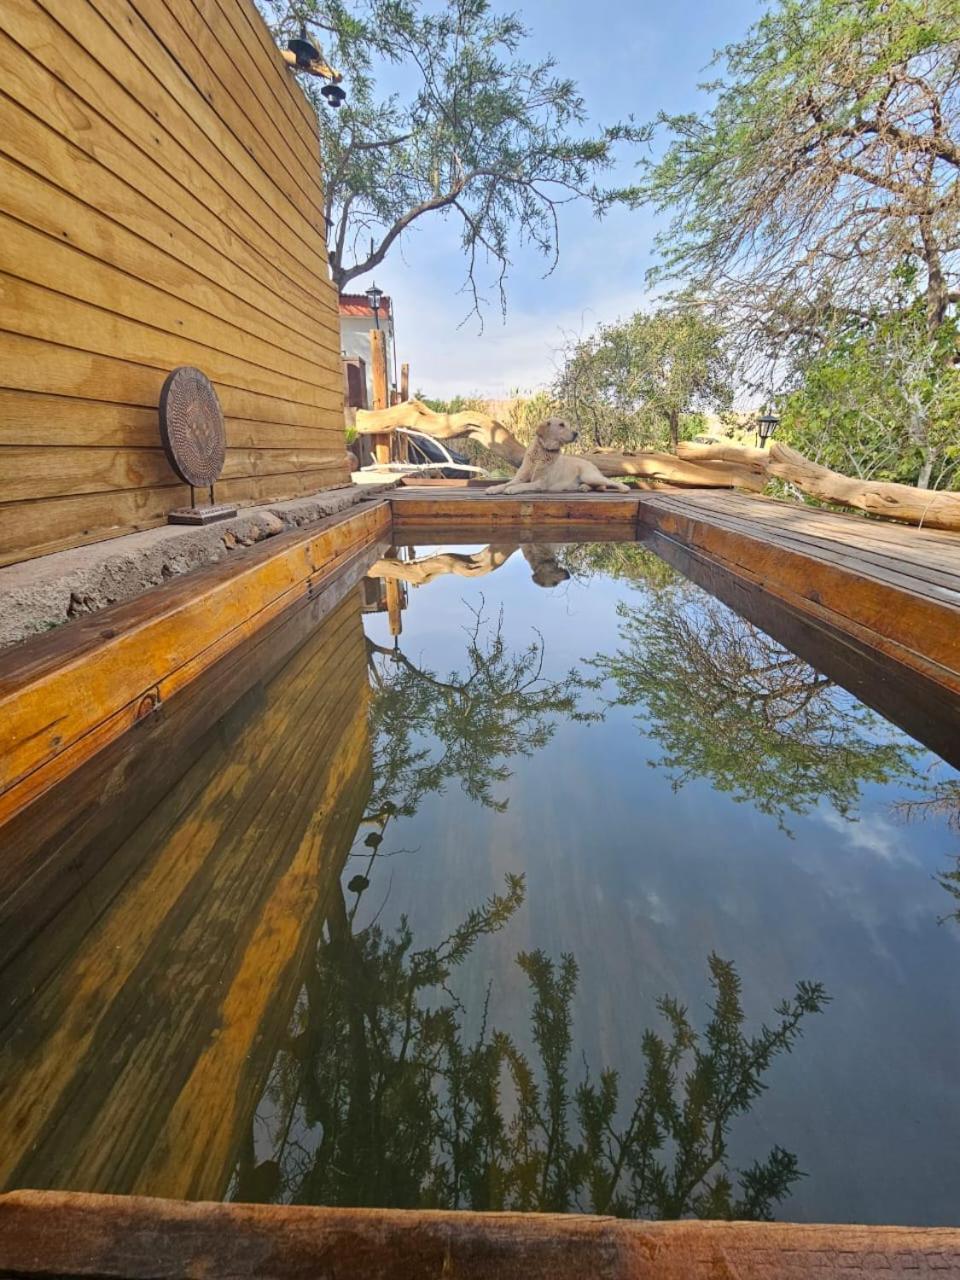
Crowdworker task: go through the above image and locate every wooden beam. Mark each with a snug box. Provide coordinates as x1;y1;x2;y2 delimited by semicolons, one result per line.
369;328;391;465
400;360;409;401
1;1190;958;1279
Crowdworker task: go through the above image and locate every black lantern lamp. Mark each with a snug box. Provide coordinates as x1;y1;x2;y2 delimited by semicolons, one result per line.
756;412;780;447
322;82;347;108
365;281;384;329
287;30;321;69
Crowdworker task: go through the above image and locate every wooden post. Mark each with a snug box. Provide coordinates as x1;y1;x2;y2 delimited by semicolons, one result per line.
369;329;391;466
400;362;410;402
385;578;403;637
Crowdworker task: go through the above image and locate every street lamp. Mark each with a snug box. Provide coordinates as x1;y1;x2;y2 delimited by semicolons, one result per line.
756;412;780;448
365;281;384;330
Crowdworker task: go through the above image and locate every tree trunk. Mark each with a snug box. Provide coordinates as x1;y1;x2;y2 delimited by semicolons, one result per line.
667;407;680;451
919;213;948;337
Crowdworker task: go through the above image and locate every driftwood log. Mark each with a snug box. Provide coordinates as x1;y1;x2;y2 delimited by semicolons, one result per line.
368;546;518;586
354;401;765;491
678;442;960;531
355;401;960;531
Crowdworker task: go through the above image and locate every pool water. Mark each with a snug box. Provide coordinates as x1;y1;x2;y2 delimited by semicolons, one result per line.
1;539;958;1225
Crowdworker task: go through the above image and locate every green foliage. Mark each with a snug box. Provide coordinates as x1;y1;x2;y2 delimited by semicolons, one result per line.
590;582;919;828
555;307;732;450
261;0;645;313
620;0;960;375
556;541;681;592
365;600;600;818
780;301;960;488
237;872;828;1217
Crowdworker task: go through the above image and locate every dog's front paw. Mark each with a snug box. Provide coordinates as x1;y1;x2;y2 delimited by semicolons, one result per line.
486;483;508;495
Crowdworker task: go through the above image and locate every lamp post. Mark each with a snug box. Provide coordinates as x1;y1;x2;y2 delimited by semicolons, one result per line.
756;412;780;448
365;282;384;330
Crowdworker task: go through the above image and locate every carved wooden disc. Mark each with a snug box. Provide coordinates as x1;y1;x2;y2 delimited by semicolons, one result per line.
158;367;226;487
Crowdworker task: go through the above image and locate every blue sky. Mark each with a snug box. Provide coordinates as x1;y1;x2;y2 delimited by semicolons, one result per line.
353;0;761;399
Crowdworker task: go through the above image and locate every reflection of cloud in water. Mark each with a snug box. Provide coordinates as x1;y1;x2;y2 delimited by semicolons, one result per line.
818;808;917;865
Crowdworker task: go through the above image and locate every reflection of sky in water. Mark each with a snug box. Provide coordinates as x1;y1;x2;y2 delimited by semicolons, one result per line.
356;545;960;1226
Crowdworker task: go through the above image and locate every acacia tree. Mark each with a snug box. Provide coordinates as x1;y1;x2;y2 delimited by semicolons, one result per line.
261;0;642;315
780;297;960;487
627;0;960;375
555;307;732;450
236;871;828;1217
590;583;918;829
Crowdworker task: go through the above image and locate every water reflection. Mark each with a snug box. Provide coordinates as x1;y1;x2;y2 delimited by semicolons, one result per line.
364;598;599;814
4;539;957;1223
587;570;920;829
235;868;827;1219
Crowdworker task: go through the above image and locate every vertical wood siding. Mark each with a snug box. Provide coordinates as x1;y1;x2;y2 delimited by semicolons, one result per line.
0;0;347;566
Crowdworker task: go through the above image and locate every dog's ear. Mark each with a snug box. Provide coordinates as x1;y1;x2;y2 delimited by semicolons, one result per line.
535;418;551;440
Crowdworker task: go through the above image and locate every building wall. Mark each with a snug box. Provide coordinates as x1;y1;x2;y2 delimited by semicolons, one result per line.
0;0;348;567
340;313;397;406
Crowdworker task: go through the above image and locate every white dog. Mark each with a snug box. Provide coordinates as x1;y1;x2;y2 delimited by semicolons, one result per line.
486;418;630;495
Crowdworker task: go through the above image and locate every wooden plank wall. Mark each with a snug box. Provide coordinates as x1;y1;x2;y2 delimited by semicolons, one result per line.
0;0;348;566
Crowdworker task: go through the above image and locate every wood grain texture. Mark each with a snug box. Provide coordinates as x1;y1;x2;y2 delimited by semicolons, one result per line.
0;501;390;822
0;591;372;1199
0;0;346;562
1;1191;959;1278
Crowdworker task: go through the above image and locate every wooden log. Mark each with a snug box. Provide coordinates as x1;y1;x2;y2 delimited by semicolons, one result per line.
369;329;391;464
356;399;527;465
1;1190;959;1280
355;402;764;490
767;442;960;531
368;545;519;586
678;441;960;532
677;441;770;468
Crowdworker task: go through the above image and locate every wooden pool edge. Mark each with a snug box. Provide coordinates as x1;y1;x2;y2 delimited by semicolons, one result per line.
1;1189;958;1278
636;496;960;700
0;499;392;826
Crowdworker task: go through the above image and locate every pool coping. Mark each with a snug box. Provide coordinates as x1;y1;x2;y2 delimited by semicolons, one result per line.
1;1188;958;1277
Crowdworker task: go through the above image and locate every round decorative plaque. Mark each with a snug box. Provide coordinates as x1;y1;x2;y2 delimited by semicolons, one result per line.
158;366;226;488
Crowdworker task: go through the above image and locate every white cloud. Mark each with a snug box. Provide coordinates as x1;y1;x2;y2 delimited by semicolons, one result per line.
818;809;916;865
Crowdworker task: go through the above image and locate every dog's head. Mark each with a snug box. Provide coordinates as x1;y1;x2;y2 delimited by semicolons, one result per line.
531;560;571;588
536;417;578;451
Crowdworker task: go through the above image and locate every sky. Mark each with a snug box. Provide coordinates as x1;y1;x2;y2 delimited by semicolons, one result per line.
348;0;761;400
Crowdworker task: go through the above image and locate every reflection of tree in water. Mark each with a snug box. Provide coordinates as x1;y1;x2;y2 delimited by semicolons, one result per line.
895;772;960;923
235;874;827;1219
590;582;917;827
365;599;600;815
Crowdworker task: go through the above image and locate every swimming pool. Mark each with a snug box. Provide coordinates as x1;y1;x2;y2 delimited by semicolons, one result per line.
1;538;957;1225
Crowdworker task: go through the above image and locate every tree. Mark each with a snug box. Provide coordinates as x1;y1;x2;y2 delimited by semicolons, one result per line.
590;582;919;829
555;307;732;451
363;598;600;818
234;871;829;1218
779;297;960;488
261;0;643;315
627;0;960;376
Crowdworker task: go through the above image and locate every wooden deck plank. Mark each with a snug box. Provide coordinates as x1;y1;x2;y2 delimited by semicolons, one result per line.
0;501;390;824
2;1190;959;1279
643;495;960;602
